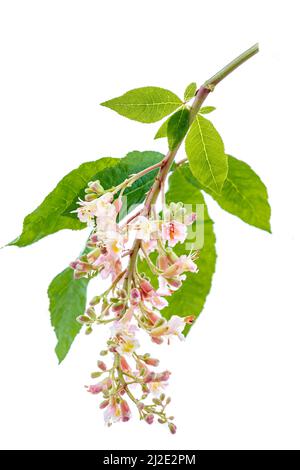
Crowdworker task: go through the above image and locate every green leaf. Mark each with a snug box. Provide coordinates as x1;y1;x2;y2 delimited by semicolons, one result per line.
101;87;182;123
199;106;216;115
185;114;228;193
48;267;89;363
118;151;164;220
9;151;165;248
139;165;216;334
182;156;271;232
167;107;190;150
64;151;164;220
154;115;171;140
9;157;120;247
184;82;197;101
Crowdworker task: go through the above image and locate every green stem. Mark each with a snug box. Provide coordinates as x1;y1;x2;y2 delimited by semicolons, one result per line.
125;44;259;287
204;43;259;88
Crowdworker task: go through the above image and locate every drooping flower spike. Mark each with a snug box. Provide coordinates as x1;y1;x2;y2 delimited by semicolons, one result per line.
70;179;198;432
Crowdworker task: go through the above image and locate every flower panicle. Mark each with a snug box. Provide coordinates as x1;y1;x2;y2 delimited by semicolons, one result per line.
70;178;198;432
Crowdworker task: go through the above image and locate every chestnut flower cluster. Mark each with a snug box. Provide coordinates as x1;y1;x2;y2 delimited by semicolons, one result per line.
70;175;198;433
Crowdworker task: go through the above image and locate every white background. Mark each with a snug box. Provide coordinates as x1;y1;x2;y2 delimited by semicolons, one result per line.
0;0;299;450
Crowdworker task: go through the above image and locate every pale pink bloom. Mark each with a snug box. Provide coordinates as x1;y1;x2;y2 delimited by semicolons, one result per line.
151;315;185;340
140;279;168;310
104;398;121;425
116;337;140;356
163;255;198;278
145;370;171;382
157;276;183;297
92;236;123;280
113;197;123;214
95;192;117;232
110;308;136;337
147;380;167;396
93;251;122;280
76;199;99;225
166;315;186;340
151;294;168;310
110;320;137;338
86;377;112;394
142;239;158;254
129;216;157;242
184;212;197;225
161;221;187;247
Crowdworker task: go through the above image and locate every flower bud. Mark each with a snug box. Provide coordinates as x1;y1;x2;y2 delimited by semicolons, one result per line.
166;277;182;290
74;270;88;279
116;288;127;299
156;371;171;382
151;336;164;345
144;372;156;383
157;255;170;271
168;422;177;434
145;414;154;425
111;302;126;313
151;324;169;337
114;198;123;214
89;295;101;306
99;399;109;409
88;180;105;195
184;315;195;324
120;399;131;422
120;356;130;373
91;371;102;379
140;279;154;295
86;307;96;319
87;247;101;264
77;315;91;324
144;357;159;367
84;193;98;202
86;383;103;394
97;360;107;371
130;288;141;306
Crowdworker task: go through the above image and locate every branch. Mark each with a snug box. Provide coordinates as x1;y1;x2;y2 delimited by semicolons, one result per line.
125;43;259;280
